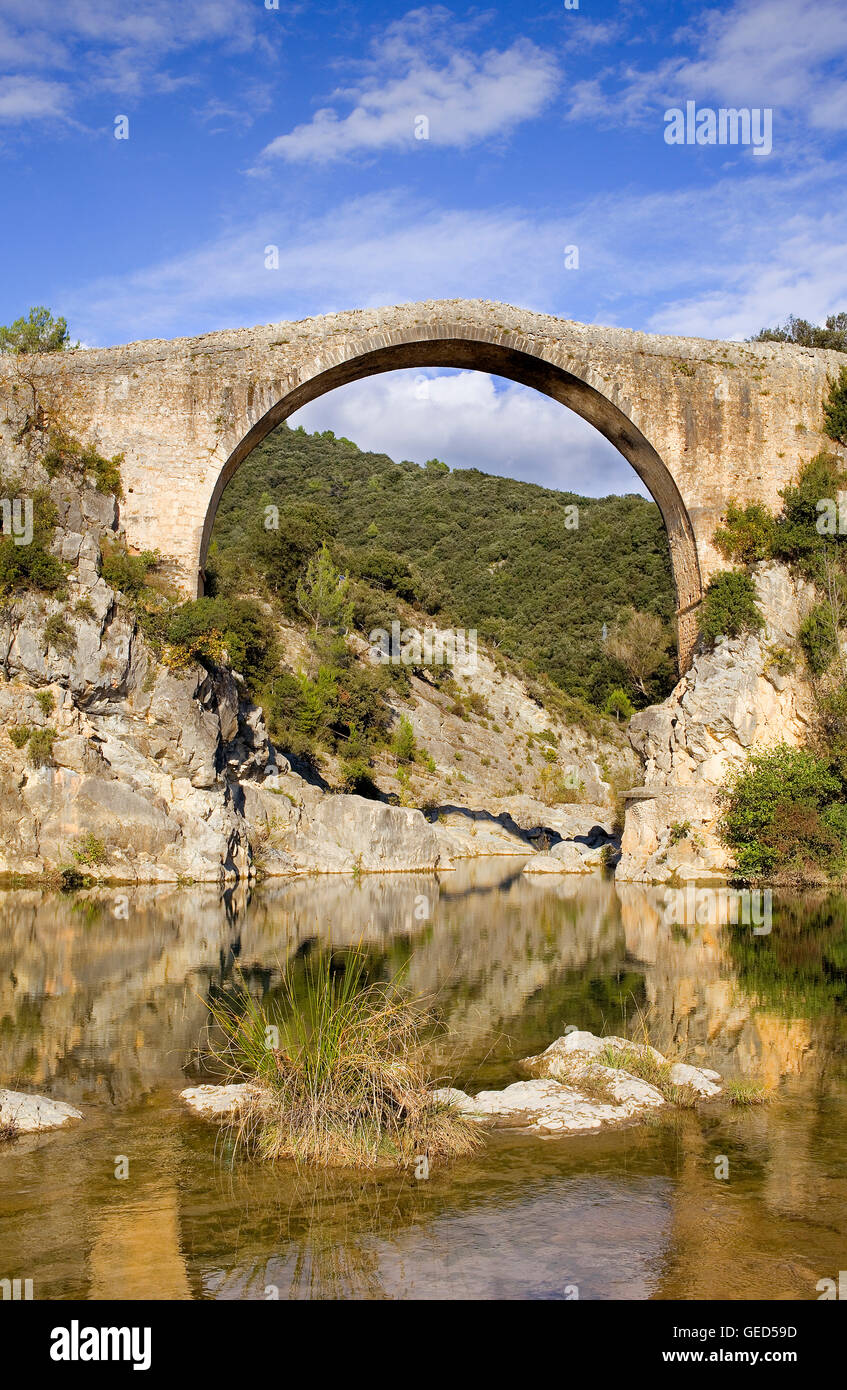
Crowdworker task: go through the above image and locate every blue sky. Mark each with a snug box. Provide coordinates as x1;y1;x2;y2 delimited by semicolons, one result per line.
1;0;845;494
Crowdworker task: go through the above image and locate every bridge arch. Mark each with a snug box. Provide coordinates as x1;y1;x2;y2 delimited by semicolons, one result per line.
199;329;703;668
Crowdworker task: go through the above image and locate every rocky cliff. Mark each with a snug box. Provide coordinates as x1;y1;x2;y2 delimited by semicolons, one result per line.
618;563;819;881
0;459;635;882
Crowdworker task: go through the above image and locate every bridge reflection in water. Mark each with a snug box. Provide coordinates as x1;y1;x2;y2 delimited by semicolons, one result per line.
0;861;845;1300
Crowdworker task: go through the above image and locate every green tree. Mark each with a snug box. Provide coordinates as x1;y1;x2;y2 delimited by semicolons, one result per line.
751;313;847;351
602;687;634;722
296;543;353;632
823;366;847;447
713;501;776;565
0;306;70;354
392;715;417;763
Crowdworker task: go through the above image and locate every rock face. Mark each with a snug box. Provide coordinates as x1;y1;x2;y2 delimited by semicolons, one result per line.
618;563;819;882
0;1088;82;1133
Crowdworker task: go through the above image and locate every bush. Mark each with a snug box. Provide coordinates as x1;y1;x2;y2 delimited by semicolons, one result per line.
8;725;31;749
719;744;847;880
43;612;75;656
392;715;417;764
772;452;847;582
824;365;847;447
714;502;776;565
71;833;107;866
165;596;276;686
0;488;66;597
698;571;764;647
27;726;57;767
42;426;123;498
799;602;840;674
100;540;157;596
339;758;381;798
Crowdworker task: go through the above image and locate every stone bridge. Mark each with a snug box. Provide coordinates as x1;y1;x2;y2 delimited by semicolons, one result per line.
1;299;841;667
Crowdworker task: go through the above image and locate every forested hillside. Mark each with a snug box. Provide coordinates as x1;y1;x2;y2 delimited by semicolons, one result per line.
210;422;677;708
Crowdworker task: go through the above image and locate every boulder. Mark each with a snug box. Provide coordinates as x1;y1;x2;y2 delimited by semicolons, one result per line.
0;1089;82;1134
289;795;442;872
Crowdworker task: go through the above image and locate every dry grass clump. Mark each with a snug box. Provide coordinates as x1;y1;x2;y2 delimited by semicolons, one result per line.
536;1055;621;1105
0;1113;19;1145
598;1042;673;1094
204;950;483;1169
725;1078;772;1107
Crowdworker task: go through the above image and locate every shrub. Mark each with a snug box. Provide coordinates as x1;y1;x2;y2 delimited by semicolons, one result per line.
43;612;76;655
35;690;55;716
0;488;65;597
339;758;381;798
203;951;482;1168
164;596;276;686
774;452;847;577
100;540;157;596
668;821;691;846
698;571;764;647
537;764;584;805
799;602;840;674
42;425;123;497
9;725;31;749
823;365;847;447
392;715;417;764
719;744;847;880
71;833;107;866
714;502;776;565
28;726;57;767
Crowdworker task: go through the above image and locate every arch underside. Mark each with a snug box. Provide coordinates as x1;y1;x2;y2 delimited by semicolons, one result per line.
200;337;702;669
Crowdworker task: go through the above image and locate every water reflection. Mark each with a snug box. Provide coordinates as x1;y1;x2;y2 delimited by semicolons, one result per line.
1;862;846;1300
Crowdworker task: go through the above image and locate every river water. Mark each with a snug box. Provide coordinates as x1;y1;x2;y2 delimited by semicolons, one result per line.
1;860;846;1300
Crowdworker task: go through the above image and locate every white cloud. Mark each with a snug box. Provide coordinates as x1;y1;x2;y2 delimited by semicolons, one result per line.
565;0;847;137
256;10;558;164
63;164;847;350
63;192;567;344
0;0;269;110
289;369;637;497
0;75;69;122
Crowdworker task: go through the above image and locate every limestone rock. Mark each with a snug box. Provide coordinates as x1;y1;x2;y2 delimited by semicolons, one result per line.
667;1062;721;1096
619;562;819;882
180;1084;253;1117
0;1089;82;1133
289;795;442;872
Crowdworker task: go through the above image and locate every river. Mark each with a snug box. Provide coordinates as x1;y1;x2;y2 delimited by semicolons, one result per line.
1;860;845;1300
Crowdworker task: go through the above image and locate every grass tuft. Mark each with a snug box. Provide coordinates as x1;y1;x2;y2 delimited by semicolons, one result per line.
0;1113;19;1144
725;1078;771;1107
203;950;483;1169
